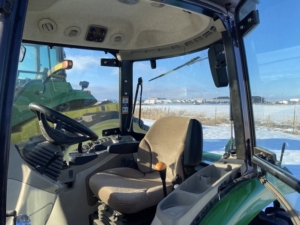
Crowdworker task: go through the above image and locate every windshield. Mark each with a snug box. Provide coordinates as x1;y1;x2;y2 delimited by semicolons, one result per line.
133;49;230;162
12;44;119;146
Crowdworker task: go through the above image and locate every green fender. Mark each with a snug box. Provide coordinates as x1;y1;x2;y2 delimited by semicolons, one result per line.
199;178;276;225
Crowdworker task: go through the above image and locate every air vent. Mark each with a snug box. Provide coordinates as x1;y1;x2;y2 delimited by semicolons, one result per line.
64;26;81;38
69;30;78;36
38;19;57;33
185;41;194;46
171;45;181;49
118;0;139;5
114;36;122;42
22;142;63;181
158;45;182;52
193;26;216;42
202;26;216;38
202;31;211;38
110;33;124;44
42;23;53;32
194;36;203;42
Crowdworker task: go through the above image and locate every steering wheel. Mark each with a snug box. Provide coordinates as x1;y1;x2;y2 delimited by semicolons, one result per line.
29;103;98;145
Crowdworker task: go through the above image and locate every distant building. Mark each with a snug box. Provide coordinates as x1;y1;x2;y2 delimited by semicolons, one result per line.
157;99;171;104
144;97;170;104
252;96;265;104
278;100;289;104
214;96;230;103
144;97;159;104
203;96;230;103
290;98;300;104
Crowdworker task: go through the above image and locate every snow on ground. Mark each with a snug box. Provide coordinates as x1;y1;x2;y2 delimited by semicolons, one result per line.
142;111;300;179
143;107;300;209
142;119;156;127
142;104;300;122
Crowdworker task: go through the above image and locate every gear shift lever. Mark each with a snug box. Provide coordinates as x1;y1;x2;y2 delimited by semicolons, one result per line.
156;162;167;197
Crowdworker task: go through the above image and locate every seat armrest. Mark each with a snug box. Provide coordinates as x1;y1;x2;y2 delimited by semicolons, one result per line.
107;141;139;154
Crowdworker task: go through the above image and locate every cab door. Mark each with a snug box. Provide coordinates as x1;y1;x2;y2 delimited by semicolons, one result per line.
237;0;300;224
0;0;28;223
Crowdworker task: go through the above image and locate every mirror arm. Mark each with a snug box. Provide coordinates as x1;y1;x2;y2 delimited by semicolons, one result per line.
35;82;46;95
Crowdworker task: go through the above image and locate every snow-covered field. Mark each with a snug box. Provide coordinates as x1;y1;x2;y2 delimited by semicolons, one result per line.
142;104;300;121
142;104;300;179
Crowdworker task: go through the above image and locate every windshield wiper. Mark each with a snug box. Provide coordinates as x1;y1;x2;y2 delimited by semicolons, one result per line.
148;56;208;82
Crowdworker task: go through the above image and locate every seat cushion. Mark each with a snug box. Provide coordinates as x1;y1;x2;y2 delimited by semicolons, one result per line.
89;167;172;214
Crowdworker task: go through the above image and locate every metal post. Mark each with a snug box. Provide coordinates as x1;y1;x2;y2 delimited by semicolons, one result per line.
0;0;28;223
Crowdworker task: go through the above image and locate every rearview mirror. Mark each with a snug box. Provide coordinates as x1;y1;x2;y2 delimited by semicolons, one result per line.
44;60;73;83
208;44;228;87
37;60;73;94
79;81;89;90
150;59;156;69
19;45;26;62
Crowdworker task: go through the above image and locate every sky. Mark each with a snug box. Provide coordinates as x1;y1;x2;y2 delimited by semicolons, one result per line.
244;0;300;101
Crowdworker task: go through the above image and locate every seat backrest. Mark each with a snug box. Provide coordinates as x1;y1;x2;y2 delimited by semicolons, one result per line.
137;116;203;181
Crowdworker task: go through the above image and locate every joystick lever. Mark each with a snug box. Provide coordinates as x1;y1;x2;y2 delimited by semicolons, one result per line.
156;162;167;197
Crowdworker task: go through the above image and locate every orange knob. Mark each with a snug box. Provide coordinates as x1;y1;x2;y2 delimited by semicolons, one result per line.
156;162;166;171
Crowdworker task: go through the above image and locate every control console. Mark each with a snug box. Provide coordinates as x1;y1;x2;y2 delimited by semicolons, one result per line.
68;135;136;165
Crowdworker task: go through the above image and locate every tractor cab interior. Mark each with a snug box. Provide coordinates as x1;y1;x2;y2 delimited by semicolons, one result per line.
4;0;300;225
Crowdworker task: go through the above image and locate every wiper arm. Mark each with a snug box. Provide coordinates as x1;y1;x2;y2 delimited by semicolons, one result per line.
148;56;208;82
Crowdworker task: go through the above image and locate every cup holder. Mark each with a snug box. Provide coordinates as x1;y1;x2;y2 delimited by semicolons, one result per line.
179;174;211;194
156;163;241;224
179;164;234;194
160;192;197;218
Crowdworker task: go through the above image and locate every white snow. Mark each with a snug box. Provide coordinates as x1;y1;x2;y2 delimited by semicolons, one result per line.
142;104;300;121
142;119;156;127
142;104;300;179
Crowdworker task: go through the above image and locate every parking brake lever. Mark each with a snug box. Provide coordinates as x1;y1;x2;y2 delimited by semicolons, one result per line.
156;162;167;197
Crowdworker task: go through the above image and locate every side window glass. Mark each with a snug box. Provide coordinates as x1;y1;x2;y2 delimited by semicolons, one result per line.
133;50;230;162
242;0;300;179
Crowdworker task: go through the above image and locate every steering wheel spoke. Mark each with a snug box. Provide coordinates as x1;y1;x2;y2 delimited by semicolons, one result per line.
29;103;98;145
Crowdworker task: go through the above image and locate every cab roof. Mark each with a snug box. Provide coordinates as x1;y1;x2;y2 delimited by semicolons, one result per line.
24;0;241;60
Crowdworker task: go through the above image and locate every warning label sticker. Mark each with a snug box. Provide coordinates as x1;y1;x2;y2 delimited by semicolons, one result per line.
122;97;129;104
122;107;129;114
122;96;129;114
